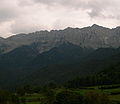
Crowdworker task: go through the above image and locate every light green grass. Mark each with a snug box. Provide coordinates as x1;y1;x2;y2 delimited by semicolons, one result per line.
21;93;44;100
109;95;120;103
25;102;41;104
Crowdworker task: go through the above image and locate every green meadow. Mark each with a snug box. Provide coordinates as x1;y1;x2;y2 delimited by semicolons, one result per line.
20;84;120;104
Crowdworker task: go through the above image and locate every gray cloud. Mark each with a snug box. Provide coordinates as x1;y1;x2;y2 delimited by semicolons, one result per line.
0;0;120;37
33;0;119;18
0;9;17;23
33;0;105;17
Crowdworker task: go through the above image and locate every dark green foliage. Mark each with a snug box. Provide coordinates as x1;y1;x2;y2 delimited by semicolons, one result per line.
0;90;19;104
41;88;56;104
65;57;120;88
65;65;120;88
54;90;83;104
84;92;111;104
22;47;120;86
16;88;25;96
19;97;26;104
98;65;120;85
65;76;98;88
53;90;111;104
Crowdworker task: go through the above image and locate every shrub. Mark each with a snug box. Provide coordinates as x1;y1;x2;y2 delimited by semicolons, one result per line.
53;90;83;104
84;92;111;104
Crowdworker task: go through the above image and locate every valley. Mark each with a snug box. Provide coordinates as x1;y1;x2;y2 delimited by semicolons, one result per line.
0;25;120;104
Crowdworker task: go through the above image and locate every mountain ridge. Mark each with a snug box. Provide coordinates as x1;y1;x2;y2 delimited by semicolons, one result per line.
0;24;117;39
0;24;120;54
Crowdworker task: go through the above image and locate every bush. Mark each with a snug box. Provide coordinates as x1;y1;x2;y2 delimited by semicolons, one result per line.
53;90;83;104
84;92;111;104
0;90;19;104
53;90;111;104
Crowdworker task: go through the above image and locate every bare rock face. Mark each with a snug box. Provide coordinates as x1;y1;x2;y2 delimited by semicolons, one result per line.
0;30;65;53
63;25;120;48
0;24;120;54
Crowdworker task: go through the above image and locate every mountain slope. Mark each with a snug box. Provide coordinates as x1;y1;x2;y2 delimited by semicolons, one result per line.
22;48;120;85
0;44;39;68
0;44;40;88
1;25;120;89
28;42;93;68
0;40;120;87
1;25;120;54
0;42;93;87
19;46;120;86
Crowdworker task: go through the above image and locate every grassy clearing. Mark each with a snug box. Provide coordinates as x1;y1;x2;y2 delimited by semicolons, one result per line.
67;85;120;103
20;84;120;104
20;93;43;104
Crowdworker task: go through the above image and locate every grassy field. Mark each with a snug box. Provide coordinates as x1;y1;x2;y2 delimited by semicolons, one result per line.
74;88;120;103
20;84;120;104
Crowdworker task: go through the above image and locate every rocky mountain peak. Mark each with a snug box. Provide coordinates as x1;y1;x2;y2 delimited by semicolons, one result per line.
0;25;120;54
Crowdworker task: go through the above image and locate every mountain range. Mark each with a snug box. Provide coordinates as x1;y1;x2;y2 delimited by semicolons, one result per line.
0;24;120;88
1;24;120;54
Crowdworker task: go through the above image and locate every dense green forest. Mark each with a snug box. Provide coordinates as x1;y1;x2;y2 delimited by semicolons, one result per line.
0;62;120;104
66;65;120;88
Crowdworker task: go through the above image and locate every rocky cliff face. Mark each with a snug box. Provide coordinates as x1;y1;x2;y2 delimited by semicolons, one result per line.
0;24;120;53
63;25;120;48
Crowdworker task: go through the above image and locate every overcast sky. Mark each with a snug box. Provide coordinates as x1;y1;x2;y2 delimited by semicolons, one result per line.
0;0;120;37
